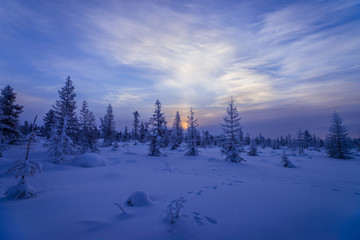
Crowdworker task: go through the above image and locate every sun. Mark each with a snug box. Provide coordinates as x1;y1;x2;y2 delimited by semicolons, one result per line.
181;121;188;130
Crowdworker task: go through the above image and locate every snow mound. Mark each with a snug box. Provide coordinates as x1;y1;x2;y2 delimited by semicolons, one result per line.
70;153;108;168
126;191;152;207
5;178;37;200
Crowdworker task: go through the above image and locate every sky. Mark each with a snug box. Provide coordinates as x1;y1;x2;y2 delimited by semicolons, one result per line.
1;0;359;138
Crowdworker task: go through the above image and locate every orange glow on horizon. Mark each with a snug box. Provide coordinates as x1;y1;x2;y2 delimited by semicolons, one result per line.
181;121;188;130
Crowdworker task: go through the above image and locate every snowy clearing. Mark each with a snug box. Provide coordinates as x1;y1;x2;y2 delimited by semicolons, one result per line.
1;142;360;240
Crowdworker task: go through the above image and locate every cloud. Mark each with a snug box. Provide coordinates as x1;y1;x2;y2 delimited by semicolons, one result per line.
81;3;236;103
2;0;359;136
101;88;149;106
210;1;360;111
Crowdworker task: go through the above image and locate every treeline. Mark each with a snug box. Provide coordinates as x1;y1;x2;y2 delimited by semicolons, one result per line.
1;76;359;160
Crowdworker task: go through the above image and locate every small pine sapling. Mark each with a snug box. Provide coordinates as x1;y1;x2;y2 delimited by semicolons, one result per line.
6;116;42;200
280;150;295;168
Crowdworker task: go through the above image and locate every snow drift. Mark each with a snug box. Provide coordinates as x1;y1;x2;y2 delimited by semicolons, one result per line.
70;153;108;168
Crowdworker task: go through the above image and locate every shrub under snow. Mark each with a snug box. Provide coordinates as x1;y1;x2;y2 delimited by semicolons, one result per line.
280;150;295;168
5;178;37;200
126;191;152;207
70;153;108;168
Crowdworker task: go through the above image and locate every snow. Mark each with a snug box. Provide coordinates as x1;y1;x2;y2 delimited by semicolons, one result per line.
5;178;37;200
70;153;108;168
126;191;152;207
1;142;360;240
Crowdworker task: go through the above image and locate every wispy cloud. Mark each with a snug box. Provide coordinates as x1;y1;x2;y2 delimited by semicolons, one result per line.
1;0;359;135
101;88;149;105
76;0;360;117
81;3;235;103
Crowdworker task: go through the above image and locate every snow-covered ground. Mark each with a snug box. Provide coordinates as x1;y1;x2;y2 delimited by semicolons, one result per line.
1;142;360;240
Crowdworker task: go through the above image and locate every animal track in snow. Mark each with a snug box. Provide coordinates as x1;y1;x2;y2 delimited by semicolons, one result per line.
204;216;218;224
330;188;342;192
191;212;217;226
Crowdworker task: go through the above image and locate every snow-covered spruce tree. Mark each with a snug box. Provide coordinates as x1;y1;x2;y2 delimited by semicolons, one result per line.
49;117;78;164
325;112;351;159
148;100;167;156
280;150;295;168
248;138;258;156
162;123;170;148
170;111;183;150
123;126;130;142
185;108;199;156
52;76;79;143
0;85;23;144
79;101;99;153
132;111;140;145
296;128;304;155
100;104;116;147
202;130;212;148
303;130;312;150
43;109;57;139
221;97;245;162
139;122;146;143
6;116;42;199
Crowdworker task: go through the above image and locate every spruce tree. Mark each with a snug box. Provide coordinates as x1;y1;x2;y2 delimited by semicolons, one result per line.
148;100;166;156
139;122;146;143
100;104;116;146
170;111;183;150
303;130;312;149
297;128;304;155
248;138;258;156
123;126;129;142
0;85;23;143
325;112;351;159
43;109;57;139
202;130;212;148
132;111;140;145
49;117;77;163
48;76;80;159
52;76;78;141
185;108;199;156
79;101;99;153
221;97;245;162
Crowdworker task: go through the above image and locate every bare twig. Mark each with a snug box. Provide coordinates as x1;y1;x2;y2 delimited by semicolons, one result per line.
168;207;174;224
114;202;126;214
175;196;183;218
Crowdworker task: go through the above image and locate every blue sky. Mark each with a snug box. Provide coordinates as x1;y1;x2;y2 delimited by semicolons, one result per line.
1;0;359;137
